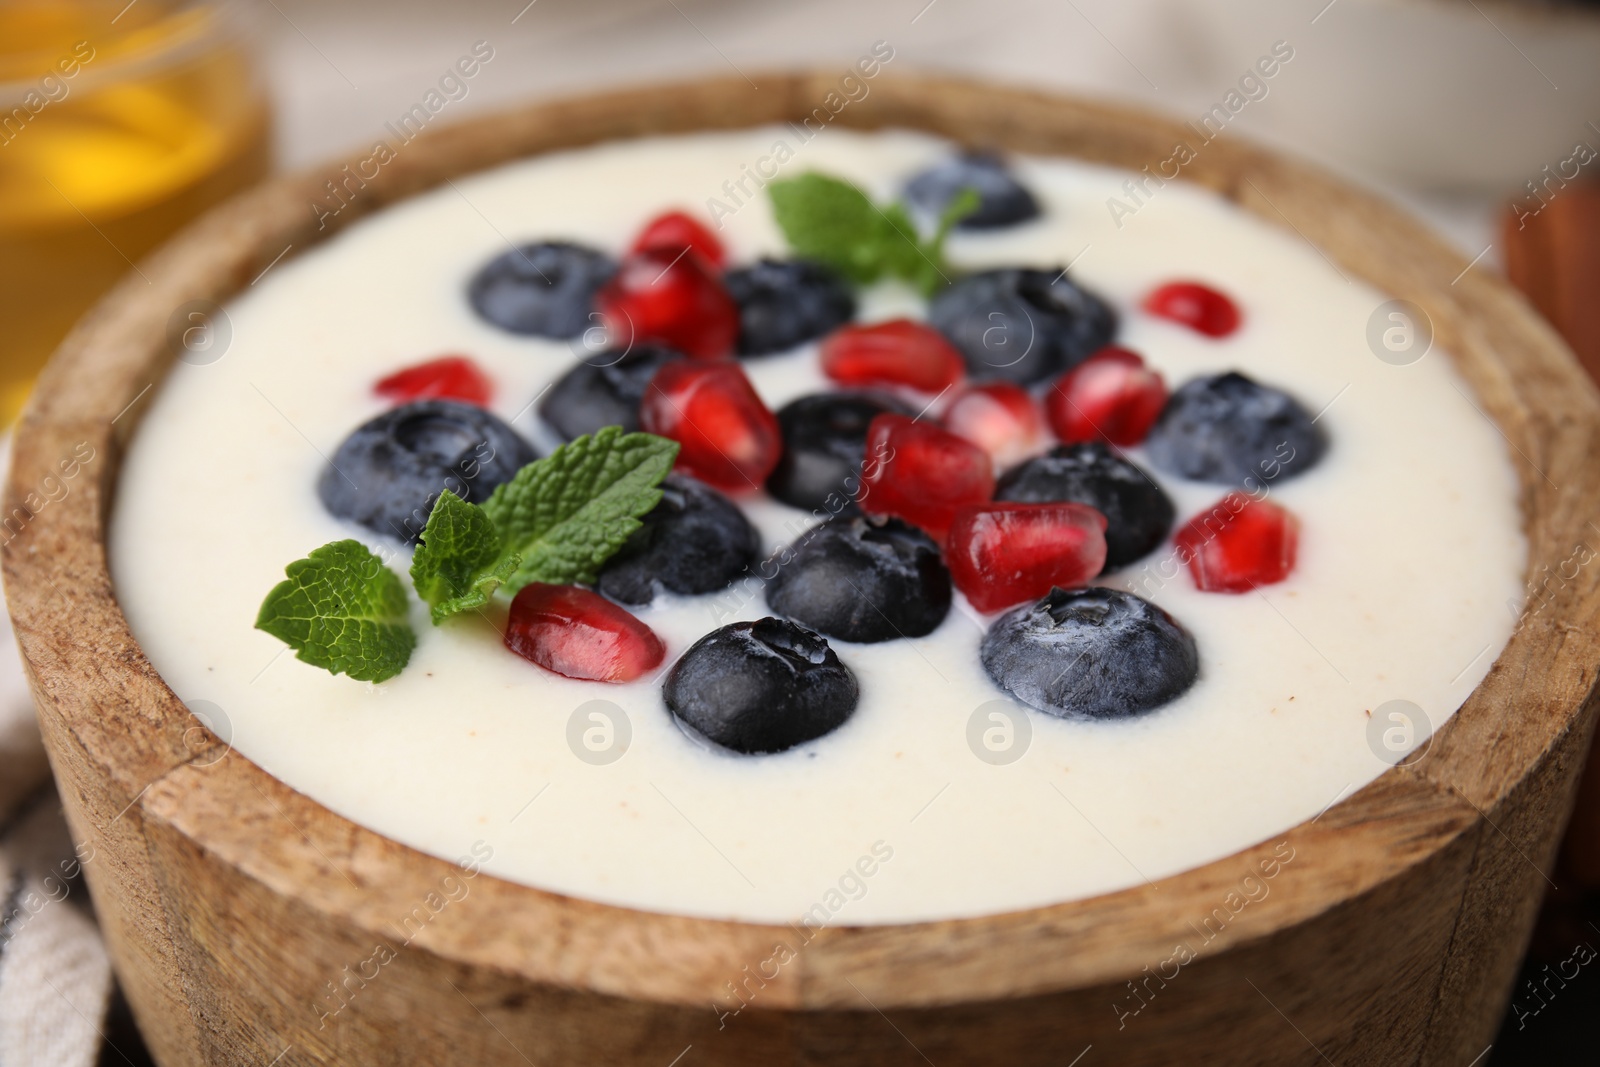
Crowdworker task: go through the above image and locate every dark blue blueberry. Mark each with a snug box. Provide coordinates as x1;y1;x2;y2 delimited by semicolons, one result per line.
1144;372;1328;487
538;344;682;441
765;392;908;513
665;617;859;754
467;241;615;338
597;476;759;605
928;268;1117;386
766;516;951;643
318;400;538;545
981;587;1198;719
903;152;1040;230
996;443;1174;572
723;258;855;357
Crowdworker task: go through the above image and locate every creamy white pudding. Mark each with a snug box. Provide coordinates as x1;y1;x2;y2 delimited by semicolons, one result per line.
109;127;1525;924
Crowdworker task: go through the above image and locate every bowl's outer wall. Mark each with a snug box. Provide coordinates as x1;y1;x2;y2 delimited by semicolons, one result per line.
5;72;1600;1066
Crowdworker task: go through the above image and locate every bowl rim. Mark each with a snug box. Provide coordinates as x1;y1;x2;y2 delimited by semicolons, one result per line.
6;69;1599;1013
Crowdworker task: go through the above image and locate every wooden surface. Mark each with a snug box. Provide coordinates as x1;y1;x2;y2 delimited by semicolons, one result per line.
1503;181;1600;889
5;72;1600;1066
1504;183;1600;384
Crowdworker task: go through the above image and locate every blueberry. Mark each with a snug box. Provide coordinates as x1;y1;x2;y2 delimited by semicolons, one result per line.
766;516;951;643
903;152;1040;230
928;268;1117;386
766;392;908;513
981;587;1198;719
597;476;759;605
538;344;682;441
1144;372;1328;486
724;258;855;357
467;241;615;338
996;443;1174;571
318;400;538;544
665;618;859;754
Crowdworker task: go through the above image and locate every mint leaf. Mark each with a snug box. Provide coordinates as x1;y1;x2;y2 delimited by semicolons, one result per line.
410;491;522;624
481;427;679;592
769;173;897;285
891;188;979;294
931;186;980;261
882;201;942;294
256;540;416;682
767;172;977;295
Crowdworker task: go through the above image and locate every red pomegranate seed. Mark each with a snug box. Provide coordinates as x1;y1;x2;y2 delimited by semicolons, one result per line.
1047;347;1168;446
947;502;1108;613
1174;493;1299;593
631;209;726;270
504;583;665;682
820;319;966;394
1142;281;1241;338
943;382;1046;467
857;414;995;544
639;360;780;491
597;249;738;359
374;356;493;406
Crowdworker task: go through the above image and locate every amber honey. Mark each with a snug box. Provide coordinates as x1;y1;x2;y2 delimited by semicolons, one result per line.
0;0;271;425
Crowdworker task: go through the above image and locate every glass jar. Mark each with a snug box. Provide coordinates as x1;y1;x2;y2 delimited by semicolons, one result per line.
0;0;272;425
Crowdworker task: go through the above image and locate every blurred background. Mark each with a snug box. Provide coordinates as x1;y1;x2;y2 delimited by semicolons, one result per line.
2;0;1598;1063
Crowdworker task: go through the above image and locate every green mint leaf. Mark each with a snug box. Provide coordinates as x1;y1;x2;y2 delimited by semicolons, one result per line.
767;172;979;296
410;491;522;624
891;187;980;296
936;186;982;241
255;540;416;682
876;201;927;283
882;201;944;296
480;426;679;592
769;173;898;285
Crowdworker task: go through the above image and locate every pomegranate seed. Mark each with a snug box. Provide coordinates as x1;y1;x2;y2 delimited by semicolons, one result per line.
943;383;1046;468
639;360;781;491
504;583;665;682
820;319;965;394
857;414;995;544
1174;493;1299;593
1142;281;1241;338
597;249;738;360
1047;347;1168;446
947;502;1108;613
631;210;726;270
374;356;493;406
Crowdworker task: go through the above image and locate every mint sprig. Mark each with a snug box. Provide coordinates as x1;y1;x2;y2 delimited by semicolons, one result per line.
259;428;678;681
410;491;521;623
255;540;416;682
767;173;977;295
480;426;679;593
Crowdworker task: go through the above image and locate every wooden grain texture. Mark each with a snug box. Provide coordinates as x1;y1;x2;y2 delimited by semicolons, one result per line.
5;71;1600;1066
1504;183;1600;383
1502;184;1600;891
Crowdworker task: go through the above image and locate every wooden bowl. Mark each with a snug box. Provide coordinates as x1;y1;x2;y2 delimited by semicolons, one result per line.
7;72;1600;1067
